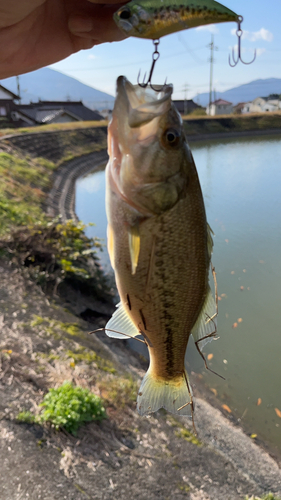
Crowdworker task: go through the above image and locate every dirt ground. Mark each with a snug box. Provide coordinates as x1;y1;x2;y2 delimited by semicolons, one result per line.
0;258;281;500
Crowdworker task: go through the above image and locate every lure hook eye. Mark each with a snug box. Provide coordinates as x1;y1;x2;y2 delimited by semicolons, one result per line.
229;15;256;67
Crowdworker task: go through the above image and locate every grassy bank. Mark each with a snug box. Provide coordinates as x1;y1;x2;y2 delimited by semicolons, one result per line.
0;127;112;305
0;151;53;234
183;111;281;136
0;120;108;138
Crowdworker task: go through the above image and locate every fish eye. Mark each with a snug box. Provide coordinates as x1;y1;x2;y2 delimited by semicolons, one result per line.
162;128;180;148
119;7;131;19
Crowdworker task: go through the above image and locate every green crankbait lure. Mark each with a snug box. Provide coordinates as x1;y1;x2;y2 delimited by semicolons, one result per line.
114;0;238;39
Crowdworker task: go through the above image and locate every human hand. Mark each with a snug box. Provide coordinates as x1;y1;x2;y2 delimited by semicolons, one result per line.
0;0;127;79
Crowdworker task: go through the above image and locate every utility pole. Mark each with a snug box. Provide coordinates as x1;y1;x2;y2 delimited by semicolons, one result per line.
208;35;218;114
16;75;21;104
182;84;189;115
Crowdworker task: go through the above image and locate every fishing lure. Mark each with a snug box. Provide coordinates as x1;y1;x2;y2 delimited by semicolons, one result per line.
114;0;238;40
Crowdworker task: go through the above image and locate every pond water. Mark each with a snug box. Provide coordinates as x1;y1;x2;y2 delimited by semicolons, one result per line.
75;134;281;454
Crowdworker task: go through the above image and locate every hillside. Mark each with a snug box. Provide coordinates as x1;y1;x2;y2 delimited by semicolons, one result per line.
196;78;281;107
1;67;115;110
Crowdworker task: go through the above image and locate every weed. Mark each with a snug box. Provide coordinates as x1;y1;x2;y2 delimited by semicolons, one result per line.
174;426;201;446
101;375;138;409
29;315;84;340
177;483;190;493
245;495;281;500
39;381;106;435
2;219;112;298
66;347;116;373
16;411;36;424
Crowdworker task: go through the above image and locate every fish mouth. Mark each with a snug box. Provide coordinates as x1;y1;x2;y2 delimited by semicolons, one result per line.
116;76;173;129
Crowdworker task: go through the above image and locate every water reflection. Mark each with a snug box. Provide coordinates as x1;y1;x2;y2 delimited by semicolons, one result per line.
75;135;281;453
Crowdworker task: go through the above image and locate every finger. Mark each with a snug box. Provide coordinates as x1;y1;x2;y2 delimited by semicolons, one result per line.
68;7;126;43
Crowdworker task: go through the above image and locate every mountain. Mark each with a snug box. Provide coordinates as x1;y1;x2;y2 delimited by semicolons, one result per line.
1;67;115;110
195;78;281;107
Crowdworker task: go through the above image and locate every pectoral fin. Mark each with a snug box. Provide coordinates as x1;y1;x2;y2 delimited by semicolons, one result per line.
105;302;140;339
128;225;140;275
191;286;217;349
107;223;115;270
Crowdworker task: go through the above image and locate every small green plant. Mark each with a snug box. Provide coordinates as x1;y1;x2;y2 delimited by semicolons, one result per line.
245;495;281;500
16;411;36;424
102;375;138;409
175;427;202;446
39;382;106;435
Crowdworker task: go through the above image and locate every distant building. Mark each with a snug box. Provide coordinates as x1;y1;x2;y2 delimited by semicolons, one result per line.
206;99;233;116
233;102;247;115
173;99;202;115
12;101;104;126
242;97;281;114
0;84;20;121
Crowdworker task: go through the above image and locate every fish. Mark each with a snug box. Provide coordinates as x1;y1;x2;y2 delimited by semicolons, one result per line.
114;0;238;40
105;75;217;418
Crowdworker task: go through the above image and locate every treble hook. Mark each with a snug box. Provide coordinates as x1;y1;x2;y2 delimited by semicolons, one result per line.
137;39;165;91
229;15;256;67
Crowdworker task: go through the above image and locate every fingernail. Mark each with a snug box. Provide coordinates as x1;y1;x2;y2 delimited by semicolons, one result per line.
68;16;93;34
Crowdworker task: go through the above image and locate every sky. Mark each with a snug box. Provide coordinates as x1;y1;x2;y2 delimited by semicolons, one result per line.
49;0;281;101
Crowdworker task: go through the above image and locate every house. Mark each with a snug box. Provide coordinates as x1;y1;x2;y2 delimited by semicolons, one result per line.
12;101;104;126
233;102;247;115
0;84;20;121
242;97;281;114
206;99;233;116
173;99;202;115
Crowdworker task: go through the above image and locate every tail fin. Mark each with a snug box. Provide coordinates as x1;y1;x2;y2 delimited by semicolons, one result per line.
137;368;193;417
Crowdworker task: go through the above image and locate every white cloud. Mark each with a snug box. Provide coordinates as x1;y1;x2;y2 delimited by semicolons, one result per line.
88;54;97;60
231;27;273;42
256;48;266;56
196;24;219;34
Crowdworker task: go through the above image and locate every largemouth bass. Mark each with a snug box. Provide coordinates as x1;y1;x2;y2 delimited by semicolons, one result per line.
114;0;238;39
105;76;217;417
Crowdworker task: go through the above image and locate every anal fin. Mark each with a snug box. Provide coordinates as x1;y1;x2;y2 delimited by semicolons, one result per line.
105;302;139;339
